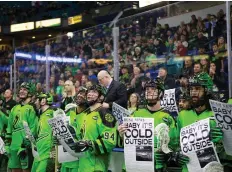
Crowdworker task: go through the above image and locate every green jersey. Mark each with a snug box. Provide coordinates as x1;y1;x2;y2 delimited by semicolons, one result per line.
228;99;232;104
0;110;9;136
34;108;54;162
77;107;117;172
6;103;38;151
132;108;178;150
177;109;218;172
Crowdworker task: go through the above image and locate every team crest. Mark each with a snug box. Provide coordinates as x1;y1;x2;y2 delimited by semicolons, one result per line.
105;113;114;122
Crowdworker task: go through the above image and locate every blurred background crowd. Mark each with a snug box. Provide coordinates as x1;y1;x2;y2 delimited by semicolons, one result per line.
0;1;230;106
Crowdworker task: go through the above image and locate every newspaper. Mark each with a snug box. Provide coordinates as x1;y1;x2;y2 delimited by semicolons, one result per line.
0;137;6;154
180;118;221;172
124;117;154;172
160;89;178;113
210;100;232;156
57;145;79;163
48;113;83;162
22;121;39;158
112;102;131;124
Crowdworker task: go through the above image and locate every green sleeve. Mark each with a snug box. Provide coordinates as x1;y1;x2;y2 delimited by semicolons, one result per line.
92;109;117;155
6;106;16;139
26;106;38;137
167;114;178;151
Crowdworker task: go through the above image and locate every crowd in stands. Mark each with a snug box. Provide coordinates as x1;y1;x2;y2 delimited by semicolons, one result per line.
0;8;229;103
0;2;78;25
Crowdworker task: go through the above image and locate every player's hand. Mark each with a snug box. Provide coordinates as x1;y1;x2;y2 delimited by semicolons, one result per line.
52;136;60;146
210;126;223;143
102;102;110;109
118;124;127;138
18;149;27;160
174;151;189;166
21;138;31;149
155;151;166;170
74;140;93;153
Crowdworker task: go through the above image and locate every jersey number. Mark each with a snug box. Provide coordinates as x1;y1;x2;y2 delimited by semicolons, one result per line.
104;132;115;141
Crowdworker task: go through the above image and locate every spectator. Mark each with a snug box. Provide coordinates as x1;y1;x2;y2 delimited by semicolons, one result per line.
119;66;130;87
197;32;208;48
107;62;114;77
181;56;194;77
199;57;210;73
218;36;227;51
176;75;189;96
166;37;175;54
193;62;203;76
210;43;225;73
56;79;64;98
128;93;140;113
2;89;16;113
158;67;176;89
144;47;156;66
180;35;188;48
36;82;43;94
198;46;206;55
190;14;198;28
97;70;127;109
209;61;227;91
154;38;167;56
88;70;97;83
133;47;143;61
60;80;75;110
175;41;187;57
81;74;89;87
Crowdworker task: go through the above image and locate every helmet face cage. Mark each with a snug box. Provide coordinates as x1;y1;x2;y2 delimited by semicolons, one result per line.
178;94;191;111
19;82;36;97
144;79;164;106
87;85;104;105
38;93;53;105
75;91;87;105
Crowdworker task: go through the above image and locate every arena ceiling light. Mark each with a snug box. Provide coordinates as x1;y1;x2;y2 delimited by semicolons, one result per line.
32;36;35;39
139;0;162;8
67;32;73;38
48;34;52;37
0;39;2;41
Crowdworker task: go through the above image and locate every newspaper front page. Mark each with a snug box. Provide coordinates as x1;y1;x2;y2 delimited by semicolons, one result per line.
180;118;221;172
210;100;232;156
48;114;82;163
160;89;178;113
22;121;39;158
0;137;5;154
112;102;131;124
124;117;154;172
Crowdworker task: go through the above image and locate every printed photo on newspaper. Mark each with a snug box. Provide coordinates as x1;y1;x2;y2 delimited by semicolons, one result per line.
180;118;221;172
160;89;179;113
123;117;154;172
210;99;232;156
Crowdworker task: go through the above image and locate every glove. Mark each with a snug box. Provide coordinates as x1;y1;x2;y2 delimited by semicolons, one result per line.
67;124;77;140
52;136;60;146
21;138;31;149
73;140;93;153
155;151;166;170
171;151;189;167
210;127;223;143
18;148;27;160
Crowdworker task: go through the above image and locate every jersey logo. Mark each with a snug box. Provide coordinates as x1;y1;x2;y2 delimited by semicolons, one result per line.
105;113;114;122
92;116;98;120
13;115;20;130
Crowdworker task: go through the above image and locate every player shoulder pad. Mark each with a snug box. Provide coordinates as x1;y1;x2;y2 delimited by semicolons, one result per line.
98;107;116;128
